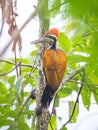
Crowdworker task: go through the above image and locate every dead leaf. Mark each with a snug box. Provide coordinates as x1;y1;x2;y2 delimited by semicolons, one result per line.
17;35;22;51
6;1;12;24
8;25;22;51
0;0;6;20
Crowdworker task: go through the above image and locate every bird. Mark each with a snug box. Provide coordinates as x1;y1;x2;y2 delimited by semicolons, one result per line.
41;28;67;107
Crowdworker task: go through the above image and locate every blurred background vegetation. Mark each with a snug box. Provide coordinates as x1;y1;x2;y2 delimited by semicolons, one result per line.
0;0;98;129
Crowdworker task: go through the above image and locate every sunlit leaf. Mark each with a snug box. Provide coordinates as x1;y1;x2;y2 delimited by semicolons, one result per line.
62;126;67;130
54;95;59;107
8;75;16;87
14;77;22;91
0;61;13;73
81;87;91;110
90;74;98;85
68;54;88;63
59;87;72;98
30;50;37;56
49;0;61;16
0;119;12;126
6;110;17;118
7;121;18;130
58;32;71;52
0;94;8;104
87;32;98;85
49;116;56;129
69;101;78;123
0;82;7;94
92;86;98;104
18;120;30;130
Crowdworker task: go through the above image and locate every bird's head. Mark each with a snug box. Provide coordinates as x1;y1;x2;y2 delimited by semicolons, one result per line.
44;28;59;39
44;28;59;49
31;28;59;49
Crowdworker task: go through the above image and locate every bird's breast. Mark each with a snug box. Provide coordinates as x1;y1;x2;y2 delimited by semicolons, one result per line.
42;49;67;91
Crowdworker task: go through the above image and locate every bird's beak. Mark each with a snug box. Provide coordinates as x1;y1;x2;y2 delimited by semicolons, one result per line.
30;37;54;44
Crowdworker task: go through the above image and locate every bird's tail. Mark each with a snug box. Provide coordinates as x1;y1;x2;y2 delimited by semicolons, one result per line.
41;84;55;107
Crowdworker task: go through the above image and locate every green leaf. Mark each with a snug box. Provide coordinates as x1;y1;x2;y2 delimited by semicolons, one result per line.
58;32;71;52
59;87;72;98
92;86;98;104
49;0;61;16
72;36;83;47
0;94;8;104
68;54;88;63
0;82;7;94
88;32;98;77
62;0;98;21
0;61;13;74
69;101;78;123
54;95;59;107
18;121;30;130
17;58;29;64
14;78;22;91
62;126;67;130
93;93;98;104
30;50;37;56
23;108;32;119
14;77;23;104
8;121;18;130
22;68;31;73
72;35;87;51
6;110;17;118
90;74;98;84
49;116;56;129
81;87;91;110
0;119;12;126
8;75;16;86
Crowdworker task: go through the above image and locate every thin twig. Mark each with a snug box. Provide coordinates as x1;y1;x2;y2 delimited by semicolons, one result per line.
0;59;37;77
87;22;98;32
60;69;85;129
69;80;98;95
0;59;15;65
88;86;98;96
0;103;17;107
16;92;33;120
0;20;5;37
0;66;17;76
31;110;36;130
69;79;98;86
49;1;67;13
0;59;37;68
0;64;36;77
14;50;19;78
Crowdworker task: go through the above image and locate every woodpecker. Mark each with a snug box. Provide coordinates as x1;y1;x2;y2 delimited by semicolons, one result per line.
41;28;67;107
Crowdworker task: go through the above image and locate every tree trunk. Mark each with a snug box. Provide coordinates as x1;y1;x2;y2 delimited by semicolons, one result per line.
36;0;50;130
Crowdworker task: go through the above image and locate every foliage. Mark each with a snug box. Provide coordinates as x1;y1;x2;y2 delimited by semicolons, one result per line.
0;0;98;130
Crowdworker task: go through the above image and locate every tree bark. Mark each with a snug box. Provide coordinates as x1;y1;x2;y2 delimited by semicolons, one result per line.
35;0;50;130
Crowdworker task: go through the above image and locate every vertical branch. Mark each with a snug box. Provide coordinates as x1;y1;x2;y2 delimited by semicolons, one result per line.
34;0;50;130
38;0;50;35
